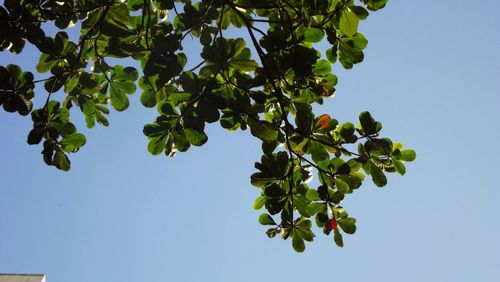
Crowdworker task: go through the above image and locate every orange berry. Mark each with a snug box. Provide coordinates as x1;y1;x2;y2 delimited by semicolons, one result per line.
316;114;331;129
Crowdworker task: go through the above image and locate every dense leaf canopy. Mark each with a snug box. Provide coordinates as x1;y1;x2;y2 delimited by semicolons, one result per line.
0;0;415;252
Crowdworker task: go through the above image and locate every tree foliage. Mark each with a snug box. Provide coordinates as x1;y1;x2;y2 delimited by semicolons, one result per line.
0;0;415;252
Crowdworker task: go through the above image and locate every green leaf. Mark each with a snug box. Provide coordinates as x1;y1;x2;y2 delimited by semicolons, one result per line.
108;66;137;111
64;76;79;93
351;6;369;19
250;172;275;188
338;217;357;234
326;48;338;63
158;101;178;116
295;103;313;132
258;214;276;225
173;132;190;152
393;158;406;175
263;183;285;197
338;122;355;141
112;66;138;82
310;141;329;163
362;0;388;11
95;111;109;127
306;189;320;201
144;53;184;85
61;133;86;152
288;136;308;155
335;178;350;193
148;134;168;155
340;9;360;36
168;92;192;105
400;150;416;162
304;28;324;43
53;150;70;171
140;90;157;108
153;0;174;10
266;198;285;215
294;196;311;217
333;229;344;247
338;33;368;69
184;128;208;146
266;228;277;238
246;118;278;142
253;196;266;210
370;161;387;187
44;76;65;93
106;3;132;26
109;84;130;111
229;54;258;72
27;128;44;145
36;54;57;73
313;59;331;76
292;232;306;252
197;98;220;123
359;111;377;134
223;38;258;72
306;203;323;216
112;79;136;95
200;27;212;46
296;226;315;242
0;65;34;115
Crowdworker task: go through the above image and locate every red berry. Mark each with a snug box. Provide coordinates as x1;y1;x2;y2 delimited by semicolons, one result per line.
327;218;338;230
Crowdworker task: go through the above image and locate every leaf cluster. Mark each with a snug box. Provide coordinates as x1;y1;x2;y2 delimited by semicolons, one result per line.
0;0;415;251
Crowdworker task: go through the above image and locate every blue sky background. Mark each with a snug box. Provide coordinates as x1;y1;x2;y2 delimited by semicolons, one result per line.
1;1;499;281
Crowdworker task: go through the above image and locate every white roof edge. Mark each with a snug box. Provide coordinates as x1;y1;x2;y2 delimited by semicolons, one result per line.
0;275;45;277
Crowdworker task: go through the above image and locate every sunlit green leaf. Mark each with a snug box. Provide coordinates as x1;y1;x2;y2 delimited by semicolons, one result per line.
340;9;359;36
304;28;324;43
61;133;86;152
400;150;417;162
393;158;406;175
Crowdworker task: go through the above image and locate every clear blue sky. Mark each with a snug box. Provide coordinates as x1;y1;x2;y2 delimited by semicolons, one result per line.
1;1;499;281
